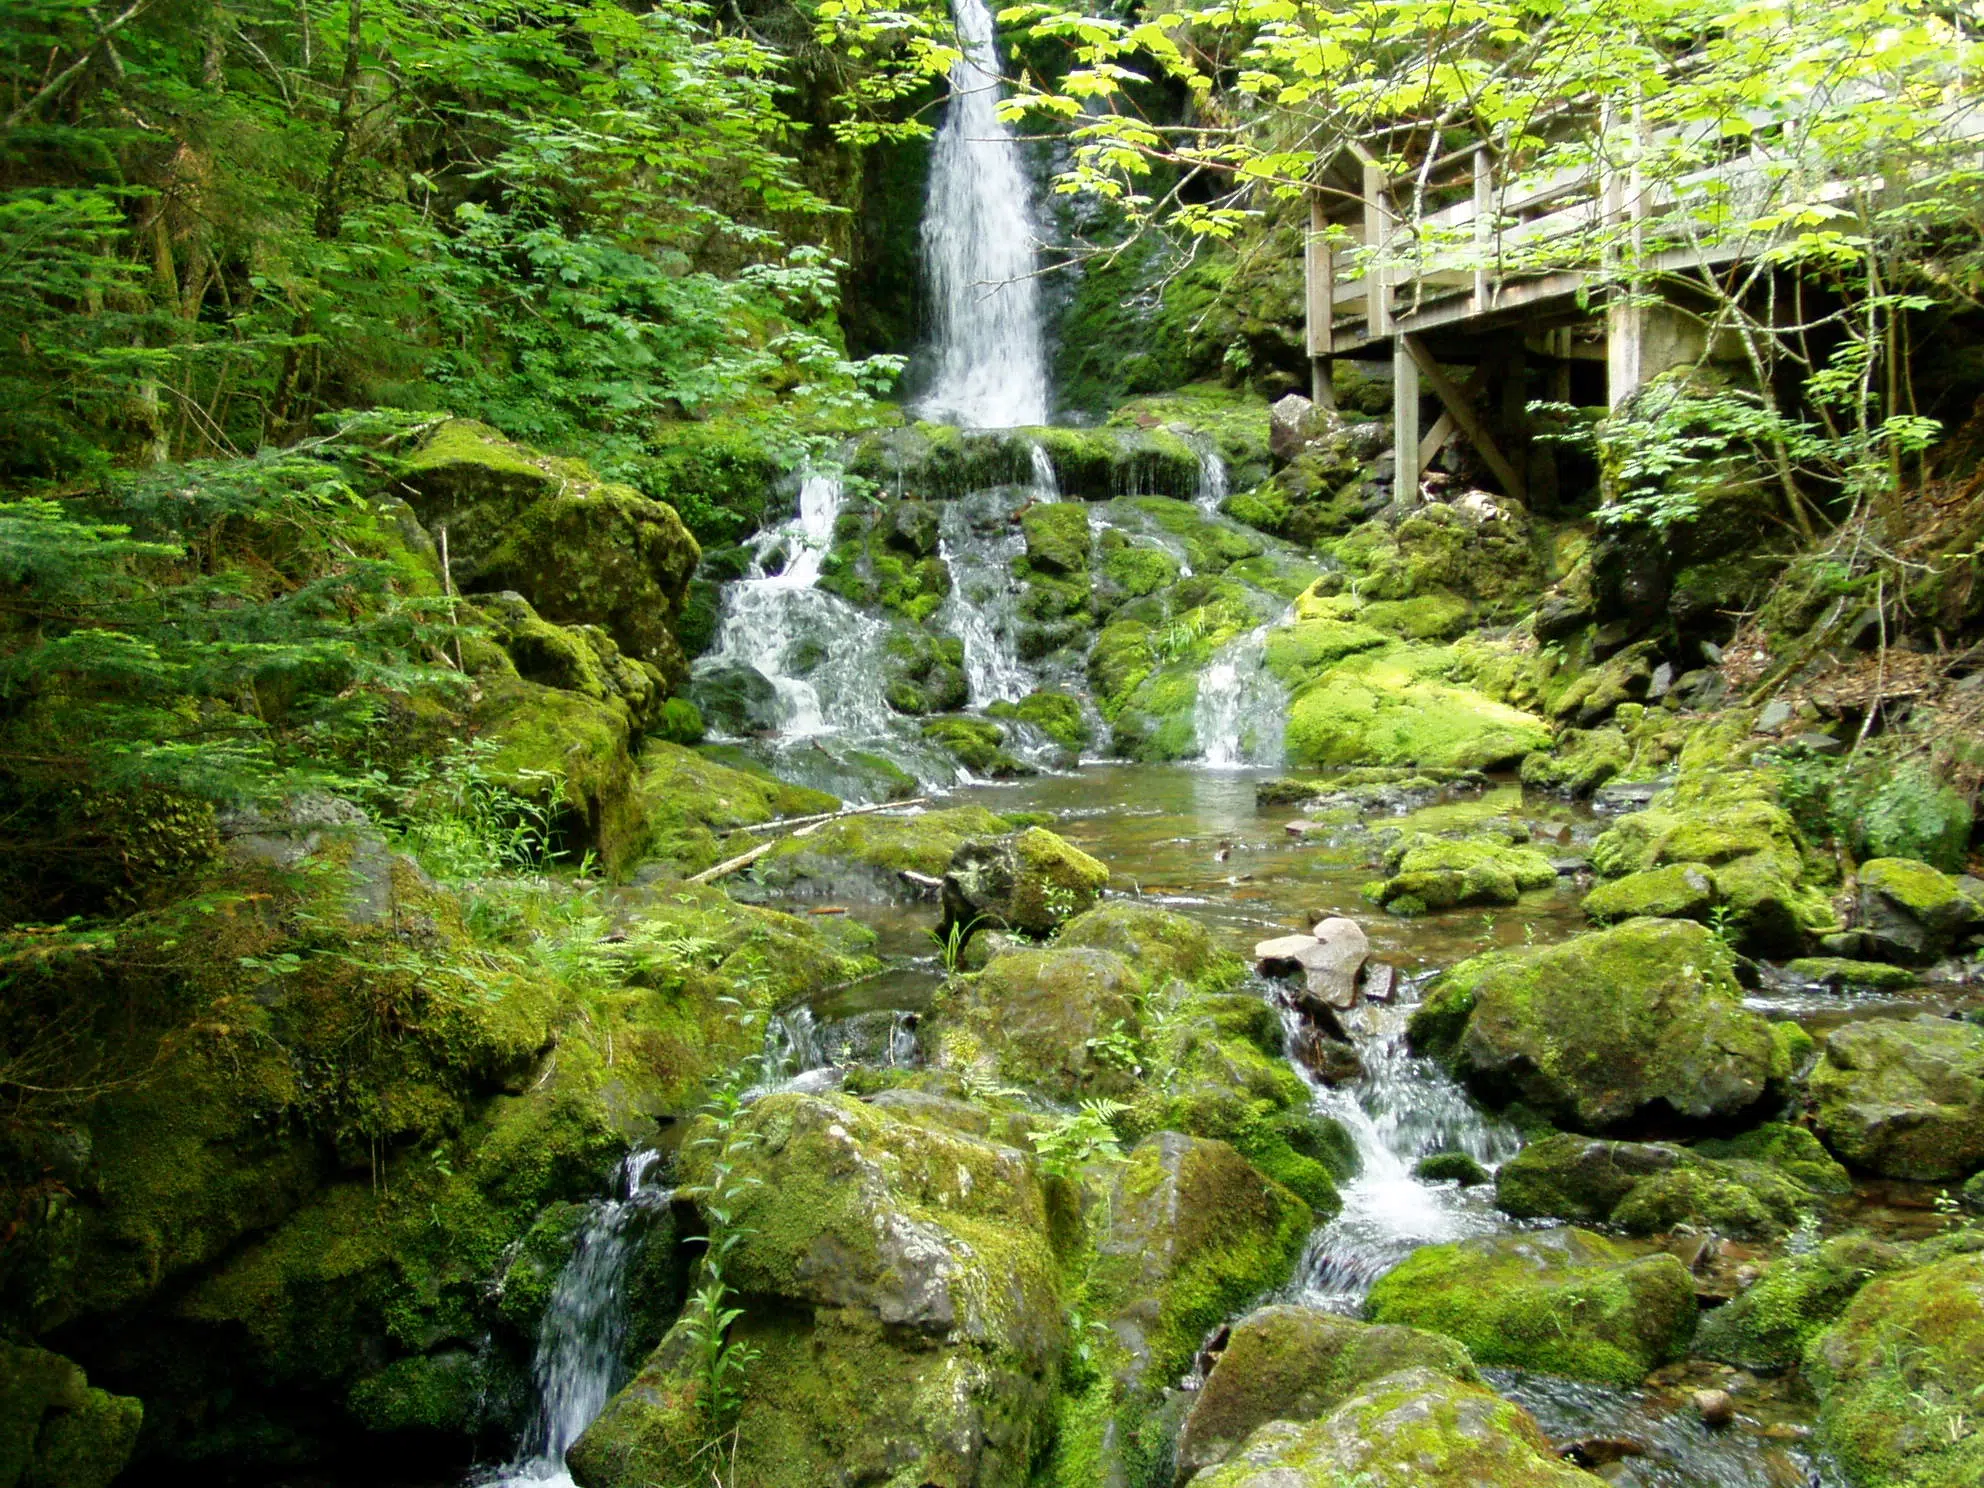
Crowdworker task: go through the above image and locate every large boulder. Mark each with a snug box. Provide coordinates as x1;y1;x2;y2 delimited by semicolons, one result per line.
402;420;700;685
1365;1228;1697;1385
1281;644;1551;771
1364;834;1558;916
1854;857;1981;965
1185;1367;1605;1488
940;827;1109;940
1407;919;1788;1132
1810;1017;1984;1180
0;1343;143;1488
1058;900;1242;991
932;946;1145;1102
1173;1307;1477;1483
1695;1234;1912;1373
569;1091;1063;1488
749;805;1013;903
1494;1132;1813;1240
1806;1250;1984;1488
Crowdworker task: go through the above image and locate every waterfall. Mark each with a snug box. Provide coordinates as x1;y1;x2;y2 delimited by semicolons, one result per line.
1282;998;1521;1313
1188;435;1229;515
917;0;1050;428
486;1151;672;1487
938;491;1035;705
697;474;899;741
1194;627;1285;768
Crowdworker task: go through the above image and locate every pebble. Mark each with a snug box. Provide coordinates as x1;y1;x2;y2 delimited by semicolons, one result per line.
1693;1389;1736;1427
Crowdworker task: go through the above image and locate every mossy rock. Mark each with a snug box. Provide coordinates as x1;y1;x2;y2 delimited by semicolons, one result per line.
1781;957;1921;992
1414;1151;1490;1186
0;1343;143;1488
570;1091;1062;1488
1810;1017;1984;1180
402;420;700;684
1366;833;1559;915
932;946;1145;1103
1408;918;1786;1132
1367;1228;1697;1385
1495;1132;1813;1239
881;629;970;717
1281;643;1551;771
1694;1122;1853;1194
985;690;1090;752
1520;727;1633;797
1099;538;1182;598
633;741;838;872
1173;1307;1479;1483
473;677;645;876
1695;1234;1912;1373
919;716;1030;778
1054;900;1241;991
1581;862;1716;923
476;591;669;733
939;827;1110;939
1186;1367;1604;1487
1108;383;1274;488
750;804;1014;903
1806;1250;1984;1488
1856;856;1979;965
1846;759;1974;873
1020;501;1092;575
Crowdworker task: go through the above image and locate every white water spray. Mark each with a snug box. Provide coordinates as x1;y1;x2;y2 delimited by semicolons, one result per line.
918;0;1050;428
1194;626;1285;768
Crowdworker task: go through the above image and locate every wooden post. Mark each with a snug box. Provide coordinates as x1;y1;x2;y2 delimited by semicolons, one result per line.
1404;335;1528;503
1471;147;1492;314
1305;190;1336;408
1363;159;1391;339
1393;336;1420;498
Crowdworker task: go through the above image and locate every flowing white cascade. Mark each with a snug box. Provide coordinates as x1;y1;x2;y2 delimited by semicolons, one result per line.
1283;999;1521;1313
917;0;1050;428
1188;435;1229;515
1029;442;1061;499
1194;626;1285;768
486;1151;671;1488
937;488;1042;706
698;475;898;740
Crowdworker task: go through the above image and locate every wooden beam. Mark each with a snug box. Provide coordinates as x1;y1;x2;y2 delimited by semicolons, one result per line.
1417;410;1456;468
1471;147;1492;314
1393;336;1421;496
1306;191;1336;407
1363;161;1391;339
1403;334;1528;503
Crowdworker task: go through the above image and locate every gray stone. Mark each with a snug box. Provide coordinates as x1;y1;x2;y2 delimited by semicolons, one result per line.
217;793;394;925
1648;661;1675;699
1269;393;1317;464
1755;699;1794;734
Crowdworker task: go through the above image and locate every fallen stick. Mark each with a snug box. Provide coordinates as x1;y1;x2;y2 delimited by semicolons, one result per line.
721;797;930;836
689;797;931;885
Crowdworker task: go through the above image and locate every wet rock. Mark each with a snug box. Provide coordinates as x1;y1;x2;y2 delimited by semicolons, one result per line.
882;498;941;557
1366;1228;1697;1385
1413;1151;1490;1187
1254;918;1369;1011
1359;961;1397;1002
1807;1251;1984;1488
1810;1017;1984;1180
1692;1388;1735;1427
1780;956;1921;992
1558;1435;1646;1468
1286;1021;1364;1085
932;946;1145;1103
687;661;781;735
1365;833;1559;916
0;1342;143;1488
1494;1133;1811;1240
1190;1367;1609;1487
1855;857;1980;965
569;1091;1062;1488
1592;776;1670;813
939;827;1109;940
1172;1307;1478;1483
1694;1234;1911;1373
1409;919;1787;1132
1268;392;1318;464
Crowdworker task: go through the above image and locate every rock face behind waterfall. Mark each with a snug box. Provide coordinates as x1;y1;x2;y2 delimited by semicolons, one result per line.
1407;918;1790;1132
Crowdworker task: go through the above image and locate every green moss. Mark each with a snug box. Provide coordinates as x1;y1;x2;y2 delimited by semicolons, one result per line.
1521;727;1632;796
1408;918;1784;1131
985;690;1091;752
1811;1018;1984;1180
1100;540;1182;598
1848;759;1974;873
935;947;1146;1102
1021;502;1093;575
1781;957;1920;992
1859;855;1968;923
1414;1152;1491;1186
1582;863;1716;923
473;677;645;875
1366;833;1559;914
752;804;1012;894
1609;1163;1808;1239
0;1344;143;1488
1694;1122;1853;1193
1366;1228;1696;1385
345;1352;486;1435
1696;1234;1910;1372
1806;1251;1984;1488
1282;644;1552;771
633;741;837;872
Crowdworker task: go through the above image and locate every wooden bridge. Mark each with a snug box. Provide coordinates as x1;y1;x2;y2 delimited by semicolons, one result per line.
1299;104;1978;502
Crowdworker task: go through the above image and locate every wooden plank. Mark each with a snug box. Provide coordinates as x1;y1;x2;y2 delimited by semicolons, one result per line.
1363;161;1391;338
1472;147;1493;313
1404;334;1527;502
1393;336;1420;495
1307;191;1336;407
1417;409;1456;468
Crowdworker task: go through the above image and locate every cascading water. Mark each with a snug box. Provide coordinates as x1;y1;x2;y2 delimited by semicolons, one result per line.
917;0;1050;428
757;1004;921;1094
937;465;1066;706
1194;626;1286;768
486;1151;672;1488
1188;434;1229;515
1282;996;1521;1313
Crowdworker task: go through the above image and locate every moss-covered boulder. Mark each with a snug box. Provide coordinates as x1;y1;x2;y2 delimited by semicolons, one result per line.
1408;919;1787;1132
1695;1234;1912;1373
474;678;647;875
1365;833;1559;916
1366;1228;1697;1385
402;420;700;684
1520;726;1633;797
1581;862;1716;924
985;690;1090;753
1806;1250;1984;1488
748;805;1013;903
476;590;670;733
932;947;1145;1103
919;716;1031;778
1055;900;1240;990
938;827;1109;940
1855;857;1980;965
1281;644;1551;771
1496;1132;1814;1240
1694;1122;1853;1194
1781;957;1920;992
570;1091;1063;1488
1810;1017;1984;1180
1020;501;1092;575
0;1343;143;1488
1173;1307;1479;1482
633;742;837;872
1187;1367;1606;1487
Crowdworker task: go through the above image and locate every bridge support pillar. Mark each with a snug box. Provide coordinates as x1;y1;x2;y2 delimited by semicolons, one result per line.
1608;298;1706;408
1393;336;1421;499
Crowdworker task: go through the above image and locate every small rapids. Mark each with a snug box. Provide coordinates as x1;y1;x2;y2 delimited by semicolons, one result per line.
1281;993;1521;1313
483;1151;673;1488
757;1003;920;1094
1193;626;1285;769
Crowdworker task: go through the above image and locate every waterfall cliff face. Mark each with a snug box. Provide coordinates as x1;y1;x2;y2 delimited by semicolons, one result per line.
916;0;1050;429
